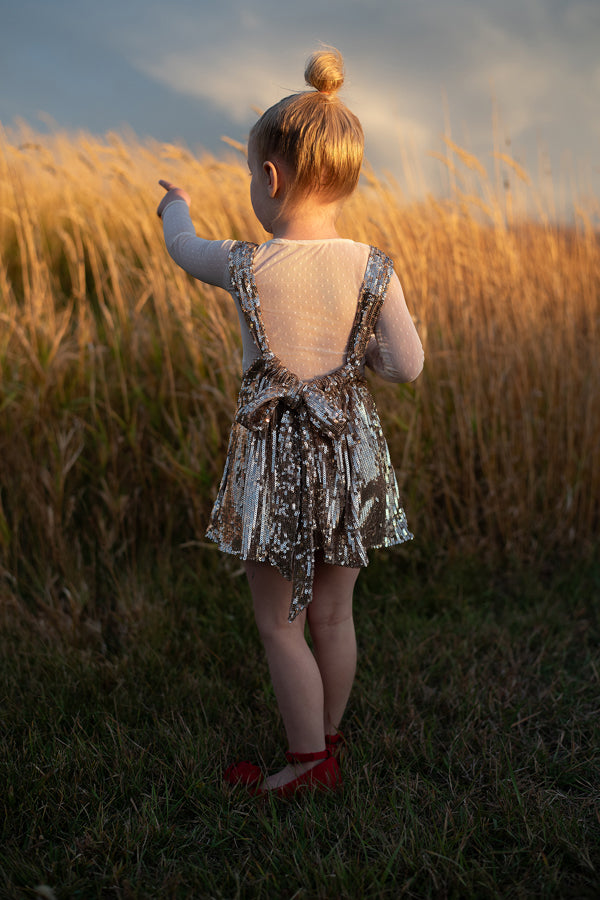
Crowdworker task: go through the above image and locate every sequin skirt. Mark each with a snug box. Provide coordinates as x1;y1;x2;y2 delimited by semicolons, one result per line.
206;376;413;572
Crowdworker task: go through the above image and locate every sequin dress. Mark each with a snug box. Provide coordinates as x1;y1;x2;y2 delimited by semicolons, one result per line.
206;240;414;621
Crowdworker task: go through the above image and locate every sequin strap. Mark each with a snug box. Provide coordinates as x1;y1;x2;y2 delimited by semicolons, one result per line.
228;241;270;356
347;246;394;365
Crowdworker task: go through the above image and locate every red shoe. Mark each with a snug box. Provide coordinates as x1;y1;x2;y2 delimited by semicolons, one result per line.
256;749;342;799
223;760;263;787
325;731;346;758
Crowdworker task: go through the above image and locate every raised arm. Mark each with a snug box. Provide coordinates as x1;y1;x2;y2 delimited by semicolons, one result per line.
365;271;424;383
157;180;233;289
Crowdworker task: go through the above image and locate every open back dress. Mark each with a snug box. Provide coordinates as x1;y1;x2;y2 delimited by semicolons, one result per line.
206;240;413;621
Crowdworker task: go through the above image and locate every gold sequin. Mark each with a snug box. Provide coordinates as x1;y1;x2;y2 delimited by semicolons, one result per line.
206;241;413;621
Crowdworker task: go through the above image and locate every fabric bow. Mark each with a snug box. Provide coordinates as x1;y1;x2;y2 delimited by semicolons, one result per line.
234;358;355;621
236;364;349;440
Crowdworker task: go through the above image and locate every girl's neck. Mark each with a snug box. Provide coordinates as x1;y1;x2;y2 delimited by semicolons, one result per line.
269;201;342;241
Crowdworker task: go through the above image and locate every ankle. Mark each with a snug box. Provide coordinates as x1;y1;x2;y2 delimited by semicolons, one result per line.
289;758;322;777
284;747;329;777
286;748;328;764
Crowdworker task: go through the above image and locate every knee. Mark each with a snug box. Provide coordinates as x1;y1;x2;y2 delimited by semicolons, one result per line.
255;617;285;645
307;601;353;632
254;606;305;645
307;563;359;632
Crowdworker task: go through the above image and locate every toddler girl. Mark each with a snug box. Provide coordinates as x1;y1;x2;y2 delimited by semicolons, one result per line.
157;46;424;797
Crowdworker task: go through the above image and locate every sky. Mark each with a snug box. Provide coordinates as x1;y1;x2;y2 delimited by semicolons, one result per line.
2;0;599;211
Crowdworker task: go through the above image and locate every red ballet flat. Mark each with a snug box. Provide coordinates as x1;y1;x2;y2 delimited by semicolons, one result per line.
252;748;342;799
223;760;263;786
325;731;346;758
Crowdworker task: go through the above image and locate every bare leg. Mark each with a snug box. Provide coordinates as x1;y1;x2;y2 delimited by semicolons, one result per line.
244;560;326;789
307;560;360;736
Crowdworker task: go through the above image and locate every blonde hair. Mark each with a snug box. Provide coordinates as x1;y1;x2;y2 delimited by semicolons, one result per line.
249;46;364;208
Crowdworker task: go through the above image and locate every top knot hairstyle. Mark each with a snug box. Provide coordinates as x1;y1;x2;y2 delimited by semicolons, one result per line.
249;46;364;208
304;46;345;94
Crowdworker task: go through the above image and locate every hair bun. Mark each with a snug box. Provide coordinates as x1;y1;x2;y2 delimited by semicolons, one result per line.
304;46;345;94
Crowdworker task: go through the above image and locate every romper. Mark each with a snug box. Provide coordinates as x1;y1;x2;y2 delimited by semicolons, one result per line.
206;240;413;621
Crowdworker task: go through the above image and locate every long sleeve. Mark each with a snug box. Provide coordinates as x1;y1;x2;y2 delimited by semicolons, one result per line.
160;198;233;289
366;271;424;382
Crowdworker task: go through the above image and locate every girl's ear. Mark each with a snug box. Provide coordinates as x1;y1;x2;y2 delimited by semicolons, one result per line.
263;160;280;198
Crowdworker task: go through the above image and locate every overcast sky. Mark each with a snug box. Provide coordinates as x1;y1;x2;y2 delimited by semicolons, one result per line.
2;0;599;209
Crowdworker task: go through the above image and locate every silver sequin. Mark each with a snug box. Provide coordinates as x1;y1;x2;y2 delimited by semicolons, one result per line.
206;241;413;621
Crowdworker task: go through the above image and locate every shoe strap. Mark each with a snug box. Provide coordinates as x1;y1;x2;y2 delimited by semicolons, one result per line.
286;748;329;764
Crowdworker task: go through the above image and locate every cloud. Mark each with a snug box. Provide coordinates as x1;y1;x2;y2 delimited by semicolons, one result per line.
3;0;597;202
137;50;286;124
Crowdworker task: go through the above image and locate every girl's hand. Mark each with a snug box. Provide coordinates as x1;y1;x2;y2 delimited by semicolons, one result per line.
157;179;191;218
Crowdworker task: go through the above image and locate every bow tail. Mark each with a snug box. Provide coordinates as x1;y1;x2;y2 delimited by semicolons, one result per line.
287;418;317;623
241;396;328;623
268;409;303;581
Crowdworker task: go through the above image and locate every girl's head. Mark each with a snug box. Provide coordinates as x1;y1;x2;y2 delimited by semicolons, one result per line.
248;47;363;216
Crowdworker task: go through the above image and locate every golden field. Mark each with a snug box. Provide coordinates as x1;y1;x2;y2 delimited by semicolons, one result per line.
0;123;598;616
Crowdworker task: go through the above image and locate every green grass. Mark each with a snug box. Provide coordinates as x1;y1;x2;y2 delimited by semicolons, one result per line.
2;550;599;899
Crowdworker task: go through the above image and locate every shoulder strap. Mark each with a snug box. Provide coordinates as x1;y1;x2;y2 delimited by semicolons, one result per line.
346;246;394;366
228;240;272;358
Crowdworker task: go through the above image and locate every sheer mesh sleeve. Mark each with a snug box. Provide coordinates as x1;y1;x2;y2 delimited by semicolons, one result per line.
365;271;424;382
161;199;233;289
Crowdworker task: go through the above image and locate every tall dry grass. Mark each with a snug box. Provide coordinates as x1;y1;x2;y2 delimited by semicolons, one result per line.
0;123;598;619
